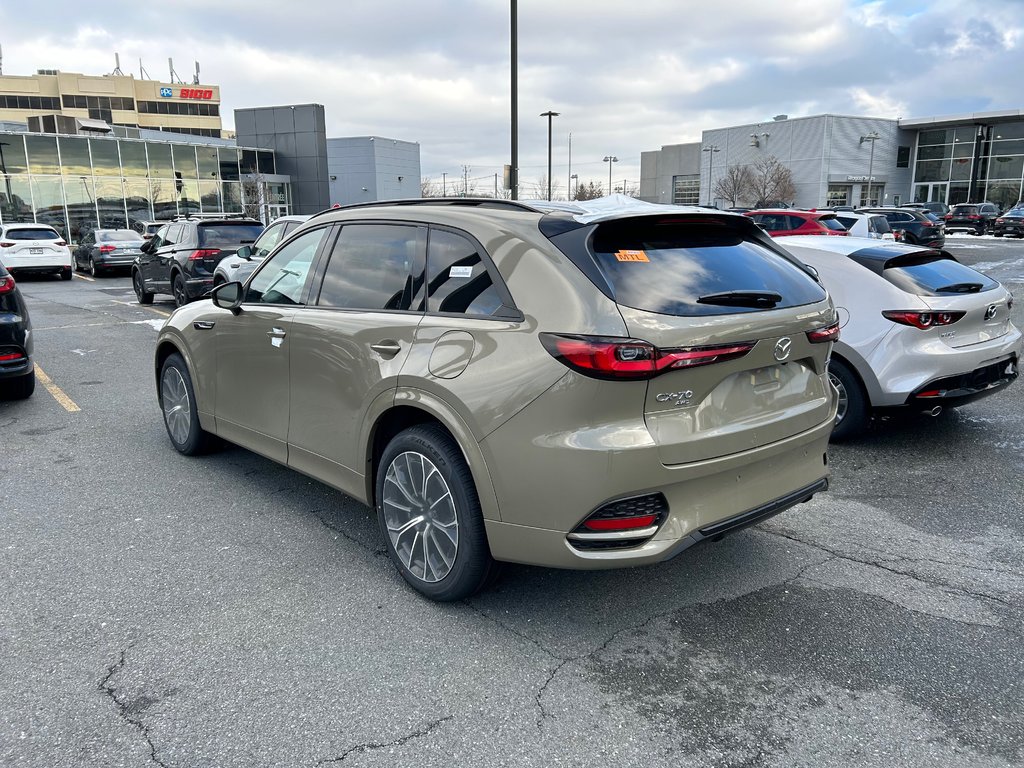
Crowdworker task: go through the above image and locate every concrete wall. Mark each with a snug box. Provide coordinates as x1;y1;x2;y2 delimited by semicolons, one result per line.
326;136;421;206
234;104;330;214
639;142;701;203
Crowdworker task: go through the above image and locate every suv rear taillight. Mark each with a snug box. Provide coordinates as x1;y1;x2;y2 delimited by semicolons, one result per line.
806;322;840;343
56;240;67;247
0;275;15;294
98;245;116;253
189;249;220;261
0;241;13;247
540;333;754;380
882;310;965;330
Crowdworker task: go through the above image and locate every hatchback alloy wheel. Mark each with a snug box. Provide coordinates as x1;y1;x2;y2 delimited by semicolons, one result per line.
172;274;188;307
828;370;848;425
382;451;459;583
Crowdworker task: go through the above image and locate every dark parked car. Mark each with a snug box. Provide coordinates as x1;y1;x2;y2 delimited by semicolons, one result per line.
904;201;951;218
944;203;1001;234
857;207;945;247
993;207;1024;238
0;263;34;400
74;229;146;276
132;217;264;307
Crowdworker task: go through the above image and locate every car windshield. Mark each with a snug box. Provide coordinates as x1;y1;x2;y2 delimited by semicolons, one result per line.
198;223;264;248
5;227;60;241
589;217;825;317
98;230;142;242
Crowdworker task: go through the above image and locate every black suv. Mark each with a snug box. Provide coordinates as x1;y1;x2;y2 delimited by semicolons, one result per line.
132;217;264;306
856;207;945;247
944;203;1001;235
0;263;34;400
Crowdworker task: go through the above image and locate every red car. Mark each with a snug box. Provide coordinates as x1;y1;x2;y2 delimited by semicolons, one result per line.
745;209;849;237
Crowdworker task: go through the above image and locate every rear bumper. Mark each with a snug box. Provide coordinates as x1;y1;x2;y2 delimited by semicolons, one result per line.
184;276;214;300
482;415;834;570
95;255;139;268
904;355;1018;409
2;252;72;271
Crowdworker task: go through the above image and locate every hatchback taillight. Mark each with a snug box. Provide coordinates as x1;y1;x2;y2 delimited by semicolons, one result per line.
98;245;116;253
0;275;14;294
0;241;13;247
189;249;220;261
882;310;965;330
56;240;67;247
540;333;755;380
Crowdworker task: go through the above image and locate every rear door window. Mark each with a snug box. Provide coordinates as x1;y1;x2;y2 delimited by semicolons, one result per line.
883;256;998;296
589;218;826;317
198;223;264;248
316;223;421;311
819;217;846;231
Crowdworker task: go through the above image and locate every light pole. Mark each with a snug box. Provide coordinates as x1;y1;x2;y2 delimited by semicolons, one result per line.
540;110;559;200
510;0;518;199
0;141;13;219
702;145;720;206
860;131;880;206
567;131;572;202
603;155;618;196
570;173;578;200
442;172;447;196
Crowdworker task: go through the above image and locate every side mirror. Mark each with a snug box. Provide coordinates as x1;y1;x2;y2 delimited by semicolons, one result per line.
212;281;244;314
140;241;153;254
803;264;820;280
236;244;253;261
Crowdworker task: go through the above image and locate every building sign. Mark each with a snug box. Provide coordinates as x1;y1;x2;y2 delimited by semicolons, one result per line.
829;174;886;183
159;87;214;100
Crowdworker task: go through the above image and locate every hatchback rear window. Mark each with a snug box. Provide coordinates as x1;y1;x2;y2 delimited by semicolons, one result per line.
883;256;998;296
198;223;264;248
4;228;60;241
588;218;826;317
951;205;978;215
820;217;846;231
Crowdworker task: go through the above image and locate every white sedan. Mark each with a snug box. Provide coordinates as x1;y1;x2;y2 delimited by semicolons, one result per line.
777;236;1021;439
0;223;73;280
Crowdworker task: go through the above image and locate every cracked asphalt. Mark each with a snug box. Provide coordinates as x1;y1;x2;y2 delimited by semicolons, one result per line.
2;236;1023;767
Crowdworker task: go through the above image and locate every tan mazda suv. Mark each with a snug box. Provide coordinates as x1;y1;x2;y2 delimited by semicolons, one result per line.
155;199;838;601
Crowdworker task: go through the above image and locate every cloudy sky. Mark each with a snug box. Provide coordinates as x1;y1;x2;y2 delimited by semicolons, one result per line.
1;0;1022;197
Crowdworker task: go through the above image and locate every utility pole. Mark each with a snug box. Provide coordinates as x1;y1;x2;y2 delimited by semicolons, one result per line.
540;111;559;200
462;165;470;197
567;132;572;202
510;0;518;200
442;172;447;196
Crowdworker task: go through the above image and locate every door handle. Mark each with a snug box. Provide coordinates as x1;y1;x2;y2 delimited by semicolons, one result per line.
193;320;216;330
267;327;287;338
370;341;402;357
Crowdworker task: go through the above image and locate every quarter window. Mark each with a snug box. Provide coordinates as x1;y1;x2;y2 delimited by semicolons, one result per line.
246;227;327;305
422;229;502;316
317;224;421;311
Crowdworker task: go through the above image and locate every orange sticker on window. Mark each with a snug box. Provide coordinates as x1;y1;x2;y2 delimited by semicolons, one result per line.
614;249;649;262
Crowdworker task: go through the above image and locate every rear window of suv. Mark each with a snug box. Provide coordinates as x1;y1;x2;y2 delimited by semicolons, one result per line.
4;227;60;240
883;255;998;296
198;223;264;248
588;217;826;317
819;217;847;231
951;205;978;215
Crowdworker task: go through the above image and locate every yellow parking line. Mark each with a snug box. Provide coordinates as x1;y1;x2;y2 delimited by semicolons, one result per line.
146;307;171;317
34;363;81;413
73;273;95;282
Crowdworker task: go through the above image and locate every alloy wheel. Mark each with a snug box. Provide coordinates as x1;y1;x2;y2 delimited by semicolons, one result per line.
828;370;848;424
173;276;187;307
161;366;191;446
381;451;459;583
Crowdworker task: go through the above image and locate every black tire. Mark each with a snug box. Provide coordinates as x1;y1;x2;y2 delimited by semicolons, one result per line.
133;269;154;304
375;424;496;601
2;370;35;400
88;257;99;277
172;272;188;307
74;255;84;272
60;266;72;281
159;352;215;456
828;357;869;442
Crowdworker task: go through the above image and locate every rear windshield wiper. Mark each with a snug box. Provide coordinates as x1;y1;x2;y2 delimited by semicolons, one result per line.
935;282;984;293
696;290;782;308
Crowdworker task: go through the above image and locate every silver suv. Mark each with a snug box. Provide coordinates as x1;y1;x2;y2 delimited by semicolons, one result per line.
155;199;838;600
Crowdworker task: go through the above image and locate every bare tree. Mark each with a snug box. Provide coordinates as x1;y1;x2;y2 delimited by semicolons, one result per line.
241;173;266;220
573;181;604;201
421;178;442;198
534;175;563;201
748;156;796;207
714;165;755;207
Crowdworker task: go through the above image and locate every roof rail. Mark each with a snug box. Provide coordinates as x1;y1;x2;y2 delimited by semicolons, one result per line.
308;197;542;220
172;212;256;221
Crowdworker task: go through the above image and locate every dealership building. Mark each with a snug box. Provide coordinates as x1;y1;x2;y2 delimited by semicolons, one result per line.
0;70;420;241
640;109;1024;211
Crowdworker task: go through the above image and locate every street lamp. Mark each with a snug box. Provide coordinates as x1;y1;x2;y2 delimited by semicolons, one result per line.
603;155;618;196
860;131;880;206
702;144;720;206
442;172;447;196
540;110;559;200
570;173;578;200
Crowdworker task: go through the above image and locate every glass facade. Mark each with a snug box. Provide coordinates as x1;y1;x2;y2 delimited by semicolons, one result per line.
0;131;288;242
912;121;1024;208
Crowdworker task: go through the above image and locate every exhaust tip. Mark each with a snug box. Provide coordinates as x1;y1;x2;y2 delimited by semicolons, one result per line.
927;405;943;417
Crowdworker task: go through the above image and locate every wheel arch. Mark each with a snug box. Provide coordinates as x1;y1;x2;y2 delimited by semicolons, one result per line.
363;395;501;523
830;343;877;405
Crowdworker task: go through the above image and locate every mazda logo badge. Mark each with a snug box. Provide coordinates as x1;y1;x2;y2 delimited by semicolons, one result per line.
774;337;792;361
985;304;998;321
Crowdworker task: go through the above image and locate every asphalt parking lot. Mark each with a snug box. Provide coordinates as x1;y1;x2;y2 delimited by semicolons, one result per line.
3;235;1024;767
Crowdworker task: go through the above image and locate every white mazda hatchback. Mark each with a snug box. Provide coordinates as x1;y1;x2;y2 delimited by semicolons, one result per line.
777;236;1020;439
0;223;73;280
